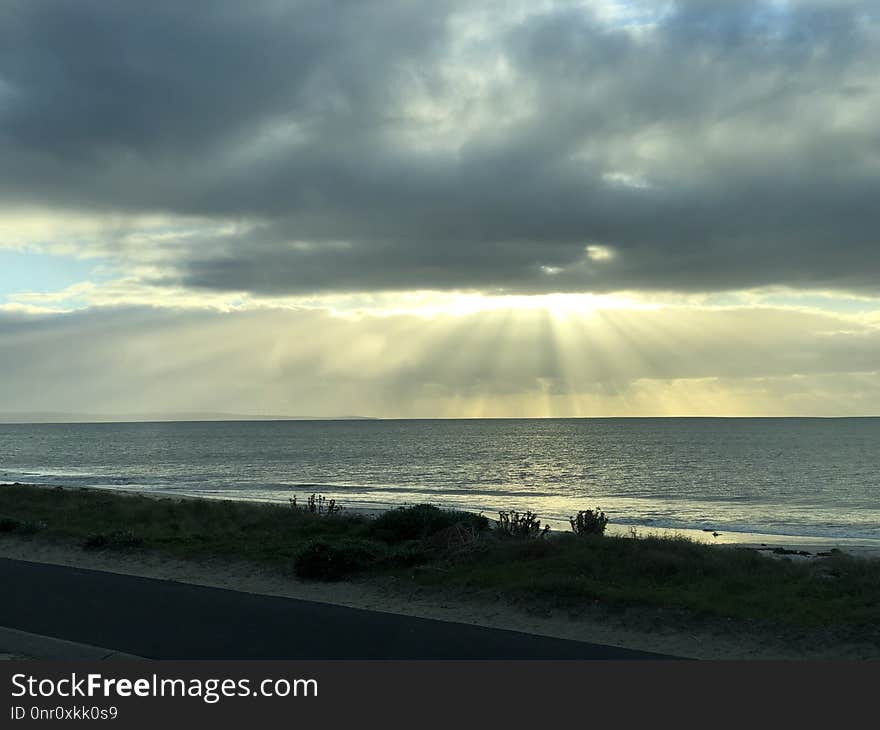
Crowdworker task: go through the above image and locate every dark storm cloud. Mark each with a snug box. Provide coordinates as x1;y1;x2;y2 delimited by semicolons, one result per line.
1;0;879;295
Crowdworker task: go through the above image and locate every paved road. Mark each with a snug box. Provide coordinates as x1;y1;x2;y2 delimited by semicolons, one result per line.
1;558;678;659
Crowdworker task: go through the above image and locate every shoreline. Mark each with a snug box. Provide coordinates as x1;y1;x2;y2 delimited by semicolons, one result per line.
5;481;879;559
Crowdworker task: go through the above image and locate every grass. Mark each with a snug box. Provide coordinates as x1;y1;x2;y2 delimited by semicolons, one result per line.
414;533;880;631
0;484;373;565
1;483;879;641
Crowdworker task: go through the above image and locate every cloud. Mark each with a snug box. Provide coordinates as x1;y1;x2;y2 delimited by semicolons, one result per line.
1;303;878;417
1;1;879;297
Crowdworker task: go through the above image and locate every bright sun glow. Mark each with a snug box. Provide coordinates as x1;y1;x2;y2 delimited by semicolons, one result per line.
330;292;659;319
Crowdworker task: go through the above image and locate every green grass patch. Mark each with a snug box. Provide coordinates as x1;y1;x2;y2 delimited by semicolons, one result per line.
0;483;376;565
412;532;880;630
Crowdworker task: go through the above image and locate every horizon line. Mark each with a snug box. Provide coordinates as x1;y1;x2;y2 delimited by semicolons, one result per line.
1;414;878;425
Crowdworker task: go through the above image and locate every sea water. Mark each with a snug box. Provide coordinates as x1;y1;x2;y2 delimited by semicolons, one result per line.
1;418;878;543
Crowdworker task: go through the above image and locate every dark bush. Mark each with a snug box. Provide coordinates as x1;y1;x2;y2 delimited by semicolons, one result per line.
82;530;144;551
384;542;432;568
82;533;109;549
294;539;383;581
0;516;45;534
368;504;489;543
570;508;609;536
16;520;45;535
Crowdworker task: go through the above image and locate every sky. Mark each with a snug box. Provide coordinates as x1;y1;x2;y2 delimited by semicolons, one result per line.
1;0;878;418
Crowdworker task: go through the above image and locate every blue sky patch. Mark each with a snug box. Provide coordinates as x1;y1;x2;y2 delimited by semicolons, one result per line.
0;249;107;299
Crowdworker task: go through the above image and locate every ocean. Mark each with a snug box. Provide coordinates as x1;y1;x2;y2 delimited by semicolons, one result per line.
1;418;878;544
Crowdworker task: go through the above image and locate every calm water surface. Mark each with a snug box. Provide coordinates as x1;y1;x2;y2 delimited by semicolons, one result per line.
1;418;878;542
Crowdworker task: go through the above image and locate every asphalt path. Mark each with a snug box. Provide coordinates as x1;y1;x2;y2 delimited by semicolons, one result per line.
1;557;679;659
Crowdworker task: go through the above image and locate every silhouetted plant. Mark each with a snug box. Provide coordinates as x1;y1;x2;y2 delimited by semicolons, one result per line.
289;493;341;516
496;510;550;539
570;507;609;536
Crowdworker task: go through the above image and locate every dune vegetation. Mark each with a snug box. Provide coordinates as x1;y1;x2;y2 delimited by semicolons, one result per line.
2;483;879;645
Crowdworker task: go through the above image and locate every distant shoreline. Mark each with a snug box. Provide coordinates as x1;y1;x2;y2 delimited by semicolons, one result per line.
2;415;879;424
0;415;381;425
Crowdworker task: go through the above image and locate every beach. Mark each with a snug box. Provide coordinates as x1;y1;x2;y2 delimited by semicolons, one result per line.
3;482;880;659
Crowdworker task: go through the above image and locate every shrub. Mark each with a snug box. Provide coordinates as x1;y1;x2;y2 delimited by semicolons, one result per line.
570;508;609;537
384;542;432;568
16;520;45;535
368;504;489;543
0;516;45;535
293;539;383;581
422;523;489;564
0;517;21;533
496;510;550;539
82;530;144;551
